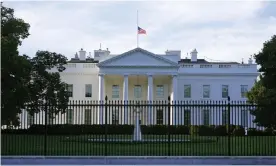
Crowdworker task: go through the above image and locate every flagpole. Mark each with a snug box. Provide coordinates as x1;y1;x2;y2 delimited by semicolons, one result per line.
137;10;139;48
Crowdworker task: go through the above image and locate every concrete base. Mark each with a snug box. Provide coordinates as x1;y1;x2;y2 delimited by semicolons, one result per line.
2;156;276;165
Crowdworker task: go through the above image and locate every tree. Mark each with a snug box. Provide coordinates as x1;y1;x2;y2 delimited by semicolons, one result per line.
1;4;32;126
27;51;69;120
247;35;276;129
1;4;69;126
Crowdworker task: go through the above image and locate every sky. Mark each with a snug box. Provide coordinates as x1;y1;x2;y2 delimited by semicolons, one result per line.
4;0;276;63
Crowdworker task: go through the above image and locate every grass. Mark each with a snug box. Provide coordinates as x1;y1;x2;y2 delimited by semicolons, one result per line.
1;134;276;156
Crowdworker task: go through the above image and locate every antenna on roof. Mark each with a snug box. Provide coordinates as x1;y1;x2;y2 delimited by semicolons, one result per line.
242;58;244;64
100;43;102;50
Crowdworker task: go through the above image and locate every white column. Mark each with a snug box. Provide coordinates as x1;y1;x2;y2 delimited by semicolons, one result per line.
147;74;153;125
172;74;178;125
123;74;129;124
98;74;104;124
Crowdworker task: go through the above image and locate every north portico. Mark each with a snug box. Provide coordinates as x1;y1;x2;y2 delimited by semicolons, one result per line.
96;47;180;125
97;47;179;102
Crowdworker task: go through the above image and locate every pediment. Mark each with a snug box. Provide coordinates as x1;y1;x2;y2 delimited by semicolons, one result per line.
97;48;178;68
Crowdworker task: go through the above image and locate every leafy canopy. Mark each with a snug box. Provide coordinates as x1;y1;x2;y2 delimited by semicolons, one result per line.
247;35;276;129
1;4;69;126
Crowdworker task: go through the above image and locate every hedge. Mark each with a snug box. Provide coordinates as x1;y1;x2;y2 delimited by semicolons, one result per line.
1;124;275;136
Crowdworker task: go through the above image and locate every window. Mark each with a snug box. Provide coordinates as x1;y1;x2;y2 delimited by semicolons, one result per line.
112;109;119;124
85;84;92;97
66;109;74;124
241;85;248;98
156;85;164;98
84;109;92;125
203;109;210;125
241;110;248;127
27;113;34;126
134;85;142;98
203;85;210;98
222;110;228;125
66;84;73;97
156;109;163;125
184;110;191;126
184;85;191;98
112;85;120;99
222;85;229;98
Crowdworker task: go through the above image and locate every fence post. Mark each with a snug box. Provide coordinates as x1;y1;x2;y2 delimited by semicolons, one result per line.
167;96;171;156
227;96;231;156
104;96;108;156
44;101;48;156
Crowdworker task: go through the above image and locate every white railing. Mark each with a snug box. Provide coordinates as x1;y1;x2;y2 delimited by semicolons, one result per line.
65;63;77;68
83;64;97;68
181;64;254;69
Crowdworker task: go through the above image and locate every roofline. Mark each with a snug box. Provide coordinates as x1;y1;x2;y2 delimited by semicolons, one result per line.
97;47;179;67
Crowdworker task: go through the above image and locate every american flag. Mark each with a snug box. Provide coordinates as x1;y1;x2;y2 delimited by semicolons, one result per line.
138;26;146;34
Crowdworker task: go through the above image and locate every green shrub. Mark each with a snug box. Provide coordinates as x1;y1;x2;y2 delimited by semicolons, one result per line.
214;125;227;136
233;126;245;136
264;128;276;136
141;125;190;135
28;124;134;135
1;129;30;134
2;124;191;135
190;125;199;136
198;125;215;136
247;128;274;136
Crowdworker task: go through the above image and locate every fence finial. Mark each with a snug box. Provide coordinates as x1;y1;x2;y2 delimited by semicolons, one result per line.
105;96;108;101
168;96;171;101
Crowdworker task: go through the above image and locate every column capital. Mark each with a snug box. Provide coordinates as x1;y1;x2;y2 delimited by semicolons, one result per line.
147;73;153;77
98;73;105;77
123;74;129;77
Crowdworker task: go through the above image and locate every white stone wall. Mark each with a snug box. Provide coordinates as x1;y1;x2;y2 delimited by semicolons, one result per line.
13;50;261;128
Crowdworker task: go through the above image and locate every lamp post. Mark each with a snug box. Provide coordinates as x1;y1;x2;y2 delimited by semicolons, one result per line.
133;101;142;141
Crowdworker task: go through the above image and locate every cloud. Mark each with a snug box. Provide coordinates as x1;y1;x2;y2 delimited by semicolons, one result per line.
4;1;276;63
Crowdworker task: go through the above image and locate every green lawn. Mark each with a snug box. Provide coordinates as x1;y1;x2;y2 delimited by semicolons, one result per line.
1;134;276;156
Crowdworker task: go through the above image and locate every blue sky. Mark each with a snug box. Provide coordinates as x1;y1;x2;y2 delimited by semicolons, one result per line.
4;1;276;63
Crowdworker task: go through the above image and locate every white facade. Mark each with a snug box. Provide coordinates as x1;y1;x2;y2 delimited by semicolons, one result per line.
17;47;262;129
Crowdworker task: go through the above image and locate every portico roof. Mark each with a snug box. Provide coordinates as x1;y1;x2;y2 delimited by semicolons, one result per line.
97;47;179;68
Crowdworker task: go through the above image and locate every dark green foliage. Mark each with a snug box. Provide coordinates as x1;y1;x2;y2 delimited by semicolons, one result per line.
198;125;215;136
1;4;69;126
213;125;227;136
247;35;276;129
2;124;134;135
26;51;69;117
1;4;32;126
232;126;245;136
247;128;276;136
141;125;190;135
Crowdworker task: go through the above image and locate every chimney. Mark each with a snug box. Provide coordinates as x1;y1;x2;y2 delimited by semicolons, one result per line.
165;50;181;57
94;48;110;61
106;48;110;54
248;56;253;64
191;49;198;62
79;48;86;61
74;52;79;59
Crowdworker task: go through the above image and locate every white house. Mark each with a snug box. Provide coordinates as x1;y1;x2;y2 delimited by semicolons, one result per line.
17;47;263;129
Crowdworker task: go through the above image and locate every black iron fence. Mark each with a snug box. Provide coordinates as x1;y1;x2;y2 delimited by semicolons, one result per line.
1;96;276;156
